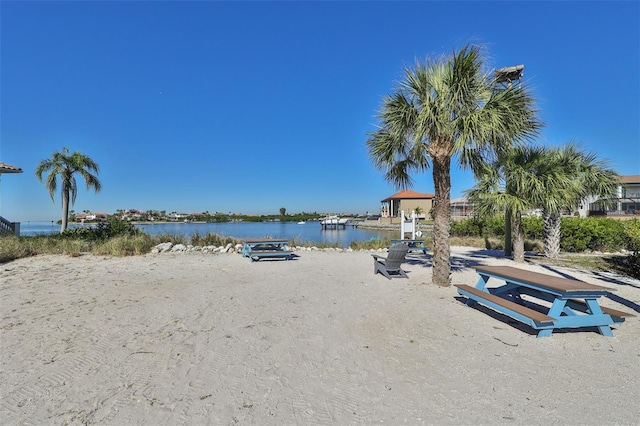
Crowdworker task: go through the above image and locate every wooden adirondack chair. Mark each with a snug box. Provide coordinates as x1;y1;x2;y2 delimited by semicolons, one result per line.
372;244;410;279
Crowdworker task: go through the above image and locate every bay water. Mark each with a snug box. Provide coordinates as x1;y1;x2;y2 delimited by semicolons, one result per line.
19;221;397;246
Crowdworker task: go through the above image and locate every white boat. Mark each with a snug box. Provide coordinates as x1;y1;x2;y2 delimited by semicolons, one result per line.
320;216;349;225
297;221;306;225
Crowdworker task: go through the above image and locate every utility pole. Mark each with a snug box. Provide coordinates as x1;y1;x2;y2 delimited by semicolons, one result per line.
494;64;525;258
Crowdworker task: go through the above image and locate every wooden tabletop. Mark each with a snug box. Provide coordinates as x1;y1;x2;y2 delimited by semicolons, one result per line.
243;238;289;244
475;265;613;293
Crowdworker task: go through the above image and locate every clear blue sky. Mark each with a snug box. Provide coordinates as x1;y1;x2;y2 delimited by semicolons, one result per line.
1;1;639;222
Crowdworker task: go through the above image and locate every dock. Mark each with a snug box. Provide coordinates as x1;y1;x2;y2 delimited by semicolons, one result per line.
320;217;362;230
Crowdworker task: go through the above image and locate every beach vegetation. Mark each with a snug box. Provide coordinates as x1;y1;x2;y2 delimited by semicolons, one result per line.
61;216;141;240
92;234;155;256
349;237;395;251
35;147;102;233
2;221;638;279
450;216;638;253
189;232;239;247
367;44;541;286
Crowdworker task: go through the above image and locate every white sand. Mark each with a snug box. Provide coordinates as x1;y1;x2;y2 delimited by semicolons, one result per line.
1;248;639;425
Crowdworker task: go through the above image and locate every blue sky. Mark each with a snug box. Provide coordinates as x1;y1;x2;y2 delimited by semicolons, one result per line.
1;1;639;222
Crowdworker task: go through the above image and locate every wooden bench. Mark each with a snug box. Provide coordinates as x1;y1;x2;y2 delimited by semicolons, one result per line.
567;299;636;322
455;284;556;327
247;250;294;262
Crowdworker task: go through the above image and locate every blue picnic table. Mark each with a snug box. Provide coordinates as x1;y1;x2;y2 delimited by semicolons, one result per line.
241;238;293;262
391;239;429;254
455;265;634;337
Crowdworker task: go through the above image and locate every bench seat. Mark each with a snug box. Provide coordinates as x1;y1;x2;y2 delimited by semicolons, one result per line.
567;299;635;321
248;250;293;262
514;286;634;323
455;284;556;327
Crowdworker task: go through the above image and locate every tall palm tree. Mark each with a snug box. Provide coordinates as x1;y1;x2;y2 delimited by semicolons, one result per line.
540;144;618;258
35;147;101;233
367;45;540;286
466;145;569;263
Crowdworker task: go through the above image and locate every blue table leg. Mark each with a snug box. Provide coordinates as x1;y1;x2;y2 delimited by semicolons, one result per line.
466;275;491;307
475;275;490;291
585;299;615;337
536;298;569;338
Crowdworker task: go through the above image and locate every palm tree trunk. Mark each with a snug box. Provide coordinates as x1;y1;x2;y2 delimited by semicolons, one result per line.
61;189;70;233
543;210;561;258
432;154;452;287
512;211;525;263
504;209;512;257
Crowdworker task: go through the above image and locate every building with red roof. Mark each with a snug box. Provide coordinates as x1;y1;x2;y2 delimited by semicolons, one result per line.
380;189;434;223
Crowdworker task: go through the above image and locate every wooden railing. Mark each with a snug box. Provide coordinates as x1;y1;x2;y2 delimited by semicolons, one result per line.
0;216;20;235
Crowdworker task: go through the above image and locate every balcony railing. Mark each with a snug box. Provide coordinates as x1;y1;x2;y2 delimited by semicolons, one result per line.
0;216;20;236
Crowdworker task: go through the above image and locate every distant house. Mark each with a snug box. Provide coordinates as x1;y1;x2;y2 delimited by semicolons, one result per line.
450;198;474;221
379;190;434;224
588;175;640;217
451;175;640;220
123;209;143;221
168;212;189;221
75;213;95;222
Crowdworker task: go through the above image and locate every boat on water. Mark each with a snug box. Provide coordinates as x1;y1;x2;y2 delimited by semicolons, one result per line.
320;216;349;225
297;221;306;225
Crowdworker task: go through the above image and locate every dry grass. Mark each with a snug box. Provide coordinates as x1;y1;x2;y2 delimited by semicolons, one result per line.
2;233;638;279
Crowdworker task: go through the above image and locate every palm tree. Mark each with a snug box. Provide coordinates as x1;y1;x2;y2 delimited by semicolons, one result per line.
367;45;540;286
539;143;618;258
467;143;618;261
466;145;562;263
35;147;101;233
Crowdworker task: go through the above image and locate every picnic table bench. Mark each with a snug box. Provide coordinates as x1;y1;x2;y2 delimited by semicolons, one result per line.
455;265;634;337
391;239;429;254
242;238;293;262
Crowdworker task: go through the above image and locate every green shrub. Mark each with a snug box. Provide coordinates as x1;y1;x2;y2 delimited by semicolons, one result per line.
450;218;484;236
522;216;543;240
484;216;505;237
623;219;640;257
560;217;627;252
101;216;141;238
61;216;140;241
452;216;633;253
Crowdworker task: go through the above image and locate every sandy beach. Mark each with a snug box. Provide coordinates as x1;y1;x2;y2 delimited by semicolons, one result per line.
1;247;639;425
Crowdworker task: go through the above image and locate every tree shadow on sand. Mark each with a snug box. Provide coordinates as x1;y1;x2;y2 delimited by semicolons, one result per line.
535;263;640;314
405;248;640;314
404;248;529;272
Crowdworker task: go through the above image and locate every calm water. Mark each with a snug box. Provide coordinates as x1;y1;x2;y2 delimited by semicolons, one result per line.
19;221;396;246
